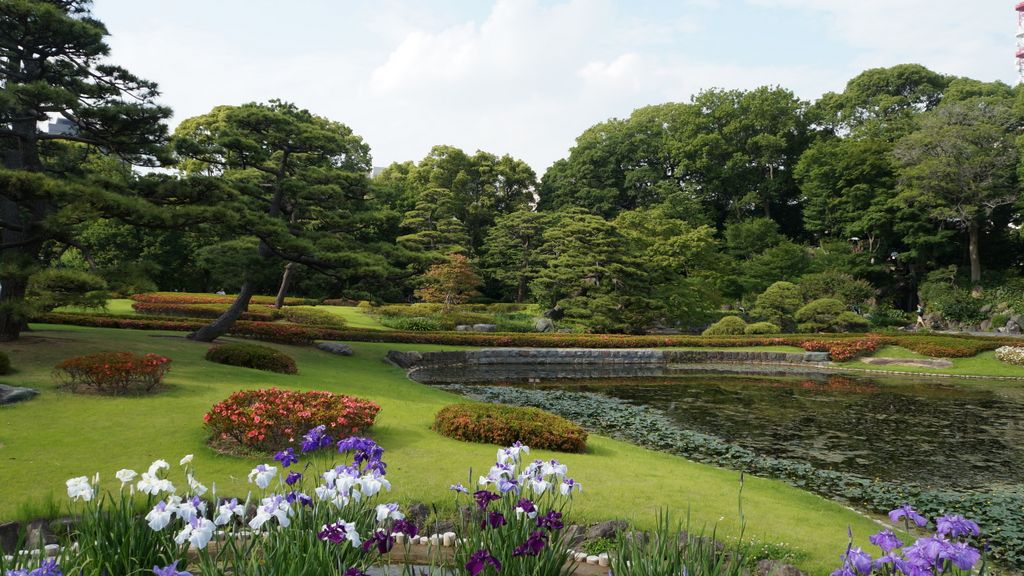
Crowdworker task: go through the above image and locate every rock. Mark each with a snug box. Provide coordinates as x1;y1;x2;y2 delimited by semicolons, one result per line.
755;560;806;576
584;520;628;541
405;503;430;529
0;384;38;406
1006;320;1021;335
980;304;993;314
385;350;422;369
980;319;992;332
534;318;554;333
559;524;586;548
0;522;21;554
25;521;57;548
802;352;829;363
472;324;496;332
556;328;574;333
543;305;565;321
455;325;472;332
315;342;353;356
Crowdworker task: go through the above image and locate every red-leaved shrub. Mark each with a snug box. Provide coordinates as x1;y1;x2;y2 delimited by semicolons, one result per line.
799;336;882;361
433;403;587;453
204;388;380;452
55;352;171;394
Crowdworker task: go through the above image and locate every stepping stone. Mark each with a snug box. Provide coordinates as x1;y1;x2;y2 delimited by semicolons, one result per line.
315;341;353;356
0;385;38;405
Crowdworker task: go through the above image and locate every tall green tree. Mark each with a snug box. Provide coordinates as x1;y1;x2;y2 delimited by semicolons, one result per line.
480;210;549;303
893;97;1020;285
0;0;171;340
174;100;394;340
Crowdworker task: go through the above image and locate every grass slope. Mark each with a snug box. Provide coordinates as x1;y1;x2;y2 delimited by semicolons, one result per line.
855;345;1024;378
0;325;884;573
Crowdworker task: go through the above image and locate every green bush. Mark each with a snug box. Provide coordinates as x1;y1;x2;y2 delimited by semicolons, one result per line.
744;321;780;335
0;351;10;375
751;281;801;328
27;268;109;313
835;311;870;332
375;304;445;318
868;304;911;328
443;312;493;328
433;402;587;453
702;315;747;336
795;298;845;332
205;343;298;374
797;271;874;306
378;316;444;331
493;312;536;333
281;306;345;327
918;275;985;323
991;313;1010;329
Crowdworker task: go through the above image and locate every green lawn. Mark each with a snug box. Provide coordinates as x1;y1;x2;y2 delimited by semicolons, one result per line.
309;305;388;330
0;324;885;573
56;298;137;315
853;345;1024;378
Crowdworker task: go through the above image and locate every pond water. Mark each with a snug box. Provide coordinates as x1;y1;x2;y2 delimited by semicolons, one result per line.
419;367;1024;490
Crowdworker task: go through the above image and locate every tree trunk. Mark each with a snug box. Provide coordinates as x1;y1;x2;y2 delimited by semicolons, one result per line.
188;282;256;342
516;274;527;304
968;222;981;285
274;263;295;309
0;274;28;342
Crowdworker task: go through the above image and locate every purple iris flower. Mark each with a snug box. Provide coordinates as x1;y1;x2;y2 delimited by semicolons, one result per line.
513;531;548;557
393;518;419;539
888;504;928;528
361;530;396;553
829;568;856;576
285;471;302;486
517;498;536;514
473;490;501;510
935;515;981;539
903;535;953;569
285;491;313;507
869;529;903;553
537;510;563;531
842;548;873;575
273;448;298;468
466;549;502;576
342;569;369;576
480;511;506;530
449;483;469;494
944;541;981;571
152;561;191;576
301;425;333;453
9;559;65;576
318;521;352;544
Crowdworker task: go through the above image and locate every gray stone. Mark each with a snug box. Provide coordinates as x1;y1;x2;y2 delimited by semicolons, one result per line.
802;352;829;363
556;328;574;333
754;560;806;576
1007;320;1021;335
315;341;353;356
980;319;992;332
534;318;555;333
455;325;472;332
584;520;628;540
559;524;586;547
0;522;21;554
980;304;993;314
472;324;497;332
0;384;38;406
385;350;423;369
543;305;565;320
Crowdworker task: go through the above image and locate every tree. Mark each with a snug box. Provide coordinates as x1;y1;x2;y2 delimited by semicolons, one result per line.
174;100;394;341
0;0;171;340
893;97;1020;285
750;281;802;329
480;210;549;303
415;253;481;309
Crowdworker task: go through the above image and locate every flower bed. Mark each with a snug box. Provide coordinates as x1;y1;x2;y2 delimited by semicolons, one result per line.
132;301;282;322
204;388;380;452
54;352;171;395
994;346;1024;366
433;403;587;453
205;343;298;374
799;336;882;361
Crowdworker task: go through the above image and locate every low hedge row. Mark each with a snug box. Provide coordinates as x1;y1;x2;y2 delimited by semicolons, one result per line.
33;313;1019;359
281;306;346;327
132;301;282;322
205;342;298;374
433;402;588;453
799;336;882;362
130;292;313;306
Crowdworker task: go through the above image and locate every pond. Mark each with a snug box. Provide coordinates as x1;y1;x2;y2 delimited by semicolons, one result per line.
416;367;1024;490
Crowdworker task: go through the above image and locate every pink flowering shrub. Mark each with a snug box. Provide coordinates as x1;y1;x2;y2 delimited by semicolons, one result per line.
55;352;171;394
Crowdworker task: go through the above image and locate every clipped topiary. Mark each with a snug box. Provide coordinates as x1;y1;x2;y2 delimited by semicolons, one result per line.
433;403;587;453
702;315;747;336
205;342;298;374
744;321;780;335
836;311;870;332
0;351;11;375
795;298;846;332
281;306;346;327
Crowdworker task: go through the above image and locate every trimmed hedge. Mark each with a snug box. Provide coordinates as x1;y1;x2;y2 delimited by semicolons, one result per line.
744;321;780;335
131;292;313;306
896;335;1001;358
132;301;282;322
281;306;345;327
205;343;298;374
0;351;10;375
702;315;746;336
433;402;588;453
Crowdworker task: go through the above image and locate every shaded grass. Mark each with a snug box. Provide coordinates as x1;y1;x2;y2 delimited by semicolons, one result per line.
313;305;389;330
856;345;1024;377
55;298;137;315
0;325;886;573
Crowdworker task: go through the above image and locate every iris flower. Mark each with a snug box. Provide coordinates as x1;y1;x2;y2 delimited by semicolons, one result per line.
375;503;404;522
247;464;277;489
65;476;94;502
466;549;502;576
888;504;927;528
146;500;175;531
153;561;192;576
214;498;244;526
115;469;137;485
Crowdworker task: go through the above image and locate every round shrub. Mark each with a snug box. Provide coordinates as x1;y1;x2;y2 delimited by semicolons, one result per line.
835;311;870;332
55;352;171;394
702;315;747;336
378;316;444;331
795;298;846;332
205;388;380;452
433;403;587;453
994;346;1024;366
744;321;780;335
281;306;346;327
205;343;298;374
0;351;10;375
751;281;801;327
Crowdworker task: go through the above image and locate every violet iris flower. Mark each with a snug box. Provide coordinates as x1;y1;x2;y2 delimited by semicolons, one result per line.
361;530;396;554
466;549;502;576
945;541;981;571
473;490;501;510
274;448;298;468
393;518;419;539
152;561;191;576
868;529;903;553
537;510;563;531
480;511;506;530
301;425;333;453
513;531;548;557
935;515;981;539
449;483;469;494
888;504;928;528
342;569;369;576
285;471;302;486
9;559;64;576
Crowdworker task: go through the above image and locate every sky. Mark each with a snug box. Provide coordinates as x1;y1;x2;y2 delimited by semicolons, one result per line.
91;0;1016;174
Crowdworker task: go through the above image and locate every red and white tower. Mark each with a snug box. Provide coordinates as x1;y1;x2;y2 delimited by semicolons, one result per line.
1017;2;1024;81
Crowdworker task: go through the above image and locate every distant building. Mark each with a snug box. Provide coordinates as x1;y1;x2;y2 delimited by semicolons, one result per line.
46;117;76;136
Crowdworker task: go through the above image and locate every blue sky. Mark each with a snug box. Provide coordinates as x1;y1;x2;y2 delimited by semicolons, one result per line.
91;0;1014;172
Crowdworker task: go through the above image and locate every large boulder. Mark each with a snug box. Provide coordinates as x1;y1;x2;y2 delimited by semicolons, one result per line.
455;325;472;332
534;318;554;333
472;324;497;332
315;341;353;356
584;519;628;540
385;350;423;369
0;384;38;406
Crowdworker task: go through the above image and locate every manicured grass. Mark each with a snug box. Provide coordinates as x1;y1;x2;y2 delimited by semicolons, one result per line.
0;325;884;573
856;345;1024;377
668;345;805;353
312;305;389;330
55;298;137;315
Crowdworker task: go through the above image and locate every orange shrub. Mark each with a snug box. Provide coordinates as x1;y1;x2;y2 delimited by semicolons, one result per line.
55;352;171;394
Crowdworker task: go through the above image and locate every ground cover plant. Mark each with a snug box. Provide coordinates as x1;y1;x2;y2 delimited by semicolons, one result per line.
994;346;1024;366
0;324;889;573
204;343;299;374
204;388;380;452
433;403;587;453
54;351;171;395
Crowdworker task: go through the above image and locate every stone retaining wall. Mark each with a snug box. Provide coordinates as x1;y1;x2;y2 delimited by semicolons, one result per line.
387;347;827;370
